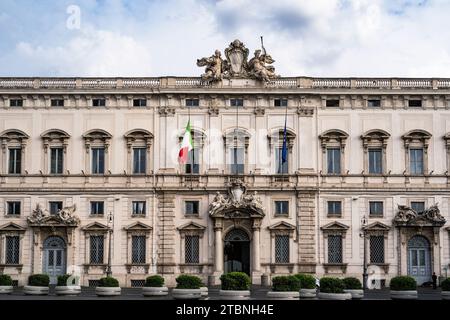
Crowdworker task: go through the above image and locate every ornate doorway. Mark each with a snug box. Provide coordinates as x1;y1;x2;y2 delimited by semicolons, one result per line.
43;236;67;284
407;235;431;285
224;229;250;275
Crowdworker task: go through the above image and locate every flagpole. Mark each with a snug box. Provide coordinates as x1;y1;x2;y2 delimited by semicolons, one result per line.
188;102;193;189
283;101;288;181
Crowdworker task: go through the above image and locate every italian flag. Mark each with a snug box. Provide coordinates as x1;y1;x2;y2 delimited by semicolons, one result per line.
178;120;193;164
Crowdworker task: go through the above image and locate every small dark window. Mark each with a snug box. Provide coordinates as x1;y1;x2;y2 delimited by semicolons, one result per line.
9;99;23;107
130;280;145;287
408;99;422;107
133;99;147;107
368;99;381;107
326;99;340;107
49;201;63;215
274;98;288;107
8;148;21;174
92;98;106;107
230;98;244;107
369;201;384;217
51;99;65;107
411;201;425;213
90;201;104;215
186;99;199;107
185;201;199;215
7;201;21;216
274;201;289;216
327;201;342;216
132;201;146;216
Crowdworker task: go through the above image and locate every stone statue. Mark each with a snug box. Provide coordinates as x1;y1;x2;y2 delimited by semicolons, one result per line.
247;49;278;83
58;204;79;224
196;50;227;82
27;203;50;224
27;202;80;225
423;203;445;222
394;204;417;223
209;192;228;215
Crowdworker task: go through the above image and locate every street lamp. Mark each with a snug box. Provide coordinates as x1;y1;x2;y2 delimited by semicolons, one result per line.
360;215;368;290
106;212;114;277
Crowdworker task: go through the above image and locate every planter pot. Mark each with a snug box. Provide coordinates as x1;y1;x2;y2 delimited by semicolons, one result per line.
200;287;208;298
390;290;418;300
344;289;364;299
442;291;450;300
142;286;168;297
0;286;13;294
55;285;81;296
95;287;121;297
267;291;299;300
299;288;317;299
172;288;202;300
318;292;352;300
23;285;49;295
219;290;251;300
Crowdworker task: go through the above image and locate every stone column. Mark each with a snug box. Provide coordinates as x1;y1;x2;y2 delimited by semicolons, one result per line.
251;219;261;284
211;218;223;285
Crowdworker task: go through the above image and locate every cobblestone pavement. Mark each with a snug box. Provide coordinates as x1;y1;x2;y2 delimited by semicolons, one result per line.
0;286;444;300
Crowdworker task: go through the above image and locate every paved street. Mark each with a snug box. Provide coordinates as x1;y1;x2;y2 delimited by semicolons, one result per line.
0;286;444;300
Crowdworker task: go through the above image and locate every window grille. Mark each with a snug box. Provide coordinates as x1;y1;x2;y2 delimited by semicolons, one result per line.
88;280;100;287
370;235;385;264
90;235;104;264
328;235;343;263
131;280;146;287
11;280;18;287
132;236;146;264
6;236;20;264
185;235;199;263
275;235;289;263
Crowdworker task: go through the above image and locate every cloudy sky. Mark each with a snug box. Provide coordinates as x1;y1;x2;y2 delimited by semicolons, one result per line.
0;0;449;77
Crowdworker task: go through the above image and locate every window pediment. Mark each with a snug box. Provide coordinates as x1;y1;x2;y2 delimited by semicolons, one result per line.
268;221;296;231
124;129;153;145
402;129;432;147
177;221;206;237
361;129;390;147
177;127;206;147
321;221;349;234
82;222;109;233
363;221;390;234
319;129;348;149
0;222;26;233
223;127;251;147
124;221;152;233
83;129;112;143
268;127;296;148
0;129;29;147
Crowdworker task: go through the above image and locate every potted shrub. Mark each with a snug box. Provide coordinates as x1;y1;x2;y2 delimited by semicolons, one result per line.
318;277;351;300
343;277;363;299
389;276;417;300
295;273;317;299
55;274;81;296
172;275;203;300
0;275;13;294
24;274;50;295
95;276;121;296
219;272;251;300
142;275;168;296
267;275;300;300
441;278;450;300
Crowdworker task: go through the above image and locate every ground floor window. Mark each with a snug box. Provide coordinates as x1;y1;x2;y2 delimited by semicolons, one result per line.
5;235;20;264
328;235;343;263
131;235;146;264
370;235;385;264
275;235;290;263
89;235;104;264
185;235;199;263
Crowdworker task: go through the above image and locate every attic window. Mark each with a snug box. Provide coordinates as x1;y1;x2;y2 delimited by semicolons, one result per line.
408;99;422;107
326;99;339;107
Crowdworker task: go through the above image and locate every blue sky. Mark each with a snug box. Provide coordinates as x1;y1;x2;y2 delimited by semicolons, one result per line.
0;0;449;77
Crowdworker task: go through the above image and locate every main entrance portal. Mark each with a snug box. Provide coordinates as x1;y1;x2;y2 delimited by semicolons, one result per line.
407;235;432;285
43;236;67;285
224;229;250;275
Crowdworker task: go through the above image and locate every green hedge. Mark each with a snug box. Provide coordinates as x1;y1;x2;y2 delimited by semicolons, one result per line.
272;276;300;292
28;274;50;287
294;274;316;289
220;272;251;291
0;274;13;286
343;277;362;290
175;275;203;289
319;277;345;294
440;278;450;291
389;276;416;291
145;275;165;287
56;274;78;286
98;276;120;288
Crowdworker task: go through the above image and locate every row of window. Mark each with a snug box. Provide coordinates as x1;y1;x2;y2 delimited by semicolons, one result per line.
327;235;385;264
324;98;423;108
326;200;424;217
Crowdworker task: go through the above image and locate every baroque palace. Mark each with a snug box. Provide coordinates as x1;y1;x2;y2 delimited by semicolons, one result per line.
0;39;449;287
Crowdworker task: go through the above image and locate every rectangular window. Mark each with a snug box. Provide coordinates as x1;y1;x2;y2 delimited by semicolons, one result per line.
408;99;422;107
411;201;425;213
230;147;244;174
275;147;288;174
49;201;63;215
9;99;23;107
369;201;384;217
90;201;104;215
92;148;105;174
8;148;21;174
50;147;63;174
328;235;343;263
410;148;424;174
275;235;290;263
132;235;146;264
7;201;21;216
133;148;146;174
274;98;288;107
327;201;342;216
368;149;382;174
274;201;289;216
230;98;244;107
185;235;199;263
185;149;199;174
92;98;106;107
51;99;64;107
367;99;381;108
327;148;341;174
185;99;199;107
326;99;340;107
185;201;199;216
5;236;20;264
89;235;104;264
370;235;385;264
132;201;146;216
133;99;147;107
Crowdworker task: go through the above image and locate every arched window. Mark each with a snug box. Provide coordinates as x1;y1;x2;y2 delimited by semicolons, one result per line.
402;130;431;175
224;128;251;175
178;128;206;174
124;129;153;175
82;129;112;174
41;129;70;175
319;129;348;175
0;129;29;175
361;129;390;175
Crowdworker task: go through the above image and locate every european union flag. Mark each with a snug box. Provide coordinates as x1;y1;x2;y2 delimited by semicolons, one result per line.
281;120;287;163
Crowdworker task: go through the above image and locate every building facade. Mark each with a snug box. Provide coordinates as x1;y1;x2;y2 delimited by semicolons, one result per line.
0;41;449;287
